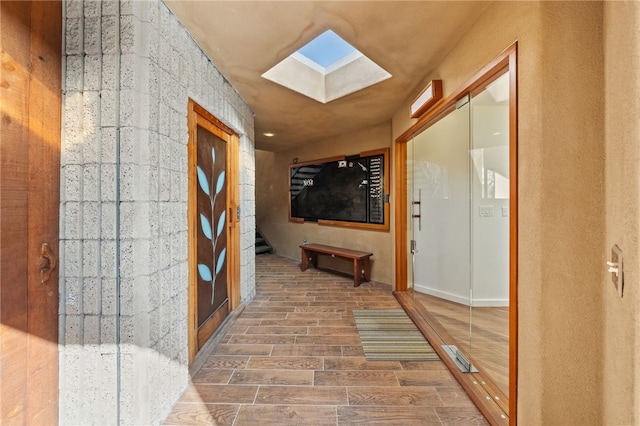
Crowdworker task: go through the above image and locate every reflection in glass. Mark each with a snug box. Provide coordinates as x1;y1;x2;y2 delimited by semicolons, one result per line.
408;71;510;397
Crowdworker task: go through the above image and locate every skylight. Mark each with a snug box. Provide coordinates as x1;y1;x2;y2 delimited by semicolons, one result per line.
297;30;356;68
262;30;391;103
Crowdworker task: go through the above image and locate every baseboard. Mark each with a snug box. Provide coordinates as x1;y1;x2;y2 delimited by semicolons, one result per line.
414;284;508;307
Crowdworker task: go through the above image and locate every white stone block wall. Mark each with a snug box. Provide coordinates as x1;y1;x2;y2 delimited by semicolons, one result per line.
60;0;256;424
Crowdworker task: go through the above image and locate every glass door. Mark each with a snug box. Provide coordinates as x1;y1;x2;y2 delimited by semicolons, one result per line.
408;98;473;361
468;72;510;395
407;70;511;398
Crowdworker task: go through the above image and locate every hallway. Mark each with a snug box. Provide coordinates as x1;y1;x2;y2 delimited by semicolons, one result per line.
163;255;486;425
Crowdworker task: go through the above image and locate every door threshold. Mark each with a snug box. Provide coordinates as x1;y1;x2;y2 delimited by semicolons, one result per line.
189;303;245;377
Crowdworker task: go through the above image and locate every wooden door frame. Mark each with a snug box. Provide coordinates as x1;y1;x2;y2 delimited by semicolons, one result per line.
394;42;518;424
187;99;240;365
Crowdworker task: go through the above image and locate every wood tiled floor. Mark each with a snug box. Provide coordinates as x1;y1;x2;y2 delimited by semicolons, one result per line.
164;255;487;425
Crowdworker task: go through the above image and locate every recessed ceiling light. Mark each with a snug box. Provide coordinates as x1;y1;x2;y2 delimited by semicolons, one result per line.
263;132;275;137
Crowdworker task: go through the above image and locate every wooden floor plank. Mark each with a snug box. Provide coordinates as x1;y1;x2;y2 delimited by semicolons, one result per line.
229;369;314;386
337;406;442;425
256;385;348;405
314;370;399;387
235;405;336;426
347;386;443;406
163;403;239;426
163;255;486;425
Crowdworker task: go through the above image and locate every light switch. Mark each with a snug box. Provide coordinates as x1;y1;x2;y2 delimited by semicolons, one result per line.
607;245;623;297
502;206;509;217
479;205;494;217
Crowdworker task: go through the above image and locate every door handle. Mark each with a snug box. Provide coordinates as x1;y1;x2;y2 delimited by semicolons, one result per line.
411;188;422;231
39;242;57;284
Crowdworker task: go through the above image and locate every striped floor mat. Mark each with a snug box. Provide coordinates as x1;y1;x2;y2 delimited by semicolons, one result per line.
352;309;440;361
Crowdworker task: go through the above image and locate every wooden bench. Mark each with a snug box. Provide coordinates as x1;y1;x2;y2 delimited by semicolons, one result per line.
300;243;373;287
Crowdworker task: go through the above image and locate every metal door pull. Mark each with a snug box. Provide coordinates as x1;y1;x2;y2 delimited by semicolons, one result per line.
39;242;57;284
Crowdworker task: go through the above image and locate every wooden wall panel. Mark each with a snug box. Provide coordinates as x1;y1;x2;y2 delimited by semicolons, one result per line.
1;1;61;423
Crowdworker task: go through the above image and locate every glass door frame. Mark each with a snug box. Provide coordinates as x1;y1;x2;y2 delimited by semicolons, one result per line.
393;43;517;424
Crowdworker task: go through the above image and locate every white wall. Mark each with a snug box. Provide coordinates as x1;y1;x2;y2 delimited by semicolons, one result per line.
59;1;255;423
410;101;471;304
471;102;510;306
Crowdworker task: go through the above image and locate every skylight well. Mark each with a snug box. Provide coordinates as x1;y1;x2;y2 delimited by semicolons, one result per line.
262;30;391;103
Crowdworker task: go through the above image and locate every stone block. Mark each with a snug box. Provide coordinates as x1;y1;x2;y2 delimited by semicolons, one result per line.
83;315;100;345
121;15;150;57
83;0;101;18
131;239;153;277
64;314;83;346
65;0;83;19
66;18;84;55
101;0;119;17
159;236;171;270
83;55;101;91
101;278;117;316
100;89;117;128
101;54;117;89
101;202;116;239
100;240;117;279
62;164;82;202
100;127;117;164
148;165;159;203
82;239;100;278
121;54;150;92
81;389;117;425
82;164;100;202
148;232;160;268
63;277;82;316
118;164;136;201
101;315;117;346
157;268;170;304
59;387;82;426
100;164;117;202
82;277;101;315
65;55;84;92
64;239;82;278
158;101;171;137
62;201;81;240
82;201;100;240
101;15;118;55
84;17;102;55
118;89;142;128
158;167;171;202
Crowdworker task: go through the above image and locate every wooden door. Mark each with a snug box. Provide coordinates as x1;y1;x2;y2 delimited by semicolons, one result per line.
1;1;62;423
187;100;240;363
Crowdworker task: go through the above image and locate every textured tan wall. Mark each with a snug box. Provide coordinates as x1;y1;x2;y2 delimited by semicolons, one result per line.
256;123;394;284
392;1;621;424
256;1;639;422
603;2;640;424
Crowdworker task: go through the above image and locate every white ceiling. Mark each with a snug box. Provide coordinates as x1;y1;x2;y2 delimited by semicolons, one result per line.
164;1;491;151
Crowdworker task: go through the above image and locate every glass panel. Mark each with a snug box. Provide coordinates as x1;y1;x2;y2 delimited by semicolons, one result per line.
408;100;472;354
469;72;510;395
196;125;229;328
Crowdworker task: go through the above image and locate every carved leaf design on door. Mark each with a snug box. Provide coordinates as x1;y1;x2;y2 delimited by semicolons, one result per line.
196;147;226;304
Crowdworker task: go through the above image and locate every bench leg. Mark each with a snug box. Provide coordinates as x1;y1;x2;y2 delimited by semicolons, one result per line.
300;248;309;271
300;248;318;272
353;257;371;287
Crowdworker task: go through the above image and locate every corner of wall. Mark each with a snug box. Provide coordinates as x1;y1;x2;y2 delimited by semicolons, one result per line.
60;0;255;423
